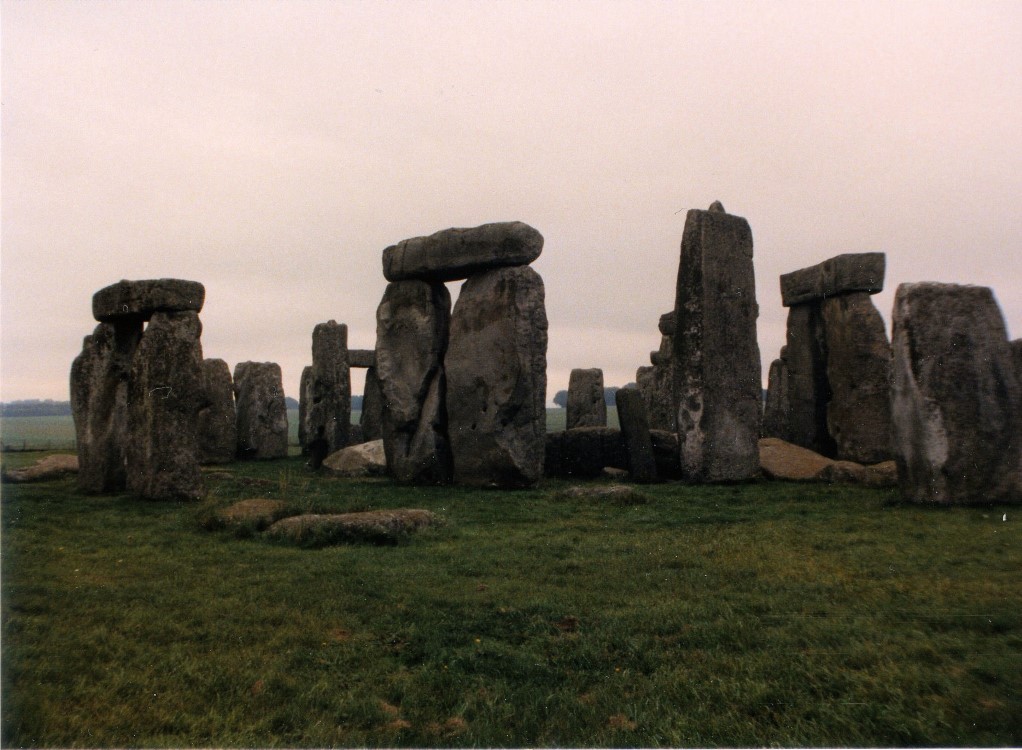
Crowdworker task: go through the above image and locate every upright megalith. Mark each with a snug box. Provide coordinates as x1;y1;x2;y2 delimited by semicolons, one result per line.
375;281;452;483
198;358;237;464
767;253;892;463
72;278;206;499
446;266;548;487
672;202;761;481
383;222;543;283
298;365;313;455
305;321;351;461
566;368;606;429
126;311;205;500
615;387;658;483
890;283;1022;505
346;349;383;444
233;362;288;459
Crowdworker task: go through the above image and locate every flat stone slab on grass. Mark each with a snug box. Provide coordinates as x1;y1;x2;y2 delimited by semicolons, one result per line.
266;509;441;546
554;485;650;505
215;499;290;529
759;437;896;487
322;440;387;478
2;454;79;483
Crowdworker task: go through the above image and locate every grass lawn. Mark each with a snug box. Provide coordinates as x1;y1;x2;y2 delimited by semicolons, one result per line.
1;452;1019;747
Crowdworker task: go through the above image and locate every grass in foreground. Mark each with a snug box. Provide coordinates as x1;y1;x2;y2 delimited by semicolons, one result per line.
2;453;1020;747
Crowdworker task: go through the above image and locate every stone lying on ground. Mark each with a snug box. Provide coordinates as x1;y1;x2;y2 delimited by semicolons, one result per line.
554;485;650;505
2;454;79;483
265;509;440;545
890;282;1022;505
198;358;237;464
545;427;627;479
759;437;896;487
382;221;543;283
780;252;885;307
214;498;290;529
92;278;205;322
566;368;606;429
321;440;387;477
446;266;548;488
348;349;376;368
233;361;289;460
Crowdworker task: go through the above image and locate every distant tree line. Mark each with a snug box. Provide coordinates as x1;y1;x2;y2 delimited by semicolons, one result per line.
551;384;635;408
1;400;73;417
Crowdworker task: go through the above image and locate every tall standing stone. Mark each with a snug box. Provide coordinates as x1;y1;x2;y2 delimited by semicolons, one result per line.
446;266;548;488
125;311;205;500
890;283;1022;504
306;321;351;458
375;281;452;483
615;387;658;483
672;202;761;481
566;368;606;429
298;365;313;455
761;354;791;442
233;362;289;459
198;358;237;464
780;303;834;457
360;366;384;442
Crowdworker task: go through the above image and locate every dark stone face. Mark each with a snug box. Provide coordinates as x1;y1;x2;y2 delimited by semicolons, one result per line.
233;361;289;460
197;358;237;465
566;368;606;430
780;253;885;307
92;279;205;322
307;320;351;456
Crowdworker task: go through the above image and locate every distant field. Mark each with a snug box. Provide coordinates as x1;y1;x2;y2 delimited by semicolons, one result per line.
2;408;610;451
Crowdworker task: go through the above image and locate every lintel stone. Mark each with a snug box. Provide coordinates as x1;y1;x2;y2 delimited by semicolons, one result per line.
93;279;205;322
780;253;885;307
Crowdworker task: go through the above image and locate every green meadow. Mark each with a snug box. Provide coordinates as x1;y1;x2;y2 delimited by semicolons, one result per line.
1;451;1019;747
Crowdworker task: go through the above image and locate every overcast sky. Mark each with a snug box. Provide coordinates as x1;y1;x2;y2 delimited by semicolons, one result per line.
3;0;1020;405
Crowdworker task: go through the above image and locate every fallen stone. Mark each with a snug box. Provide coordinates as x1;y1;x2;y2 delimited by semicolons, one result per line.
198;358;237;464
780;253;885;307
615;387;658;483
233;361;289;460
446;266;547;488
554;485;650;505
265;509;440;546
2;454;79;483
382;221;543;283
92;278;205;322
321;439;387;477
759;437;834;480
214;498;290;529
890;282;1022;504
376;280;452;483
566;368;606;429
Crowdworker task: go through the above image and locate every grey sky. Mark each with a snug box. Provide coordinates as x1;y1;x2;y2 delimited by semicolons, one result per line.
3;0;1020;404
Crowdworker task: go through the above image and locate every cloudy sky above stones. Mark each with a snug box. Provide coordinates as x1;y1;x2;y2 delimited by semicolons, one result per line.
2;0;1021;404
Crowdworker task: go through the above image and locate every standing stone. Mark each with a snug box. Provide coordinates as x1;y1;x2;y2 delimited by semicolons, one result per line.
672;203;761;481
1011;339;1022;382
71;321;142;493
383;222;544;283
615;387;658;483
233;362;289;459
781;303;835;457
446;266;548;487
306;321;351;460
125;311;204;500
198;358;237;464
360;366;384;442
890;283;1022;504
762;354;791;442
820;292;892;464
375;281;452;483
298;365;313;455
348;349;376;368
566;368;606;429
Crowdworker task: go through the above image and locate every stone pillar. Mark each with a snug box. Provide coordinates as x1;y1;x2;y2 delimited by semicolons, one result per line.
566;368;606;429
126;311;205;500
761;354;791;442
782;303;834;457
672;202;761;481
307;320;351;458
890;283;1022;505
233;362;289;459
198;358;237;464
615;387;658;483
298;365;313;455
446;266;548;487
375;280;452;483
360;366;384;442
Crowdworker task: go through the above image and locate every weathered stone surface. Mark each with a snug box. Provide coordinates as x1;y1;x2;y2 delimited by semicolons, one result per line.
2;454;79;483
376;280;452;483
71;321;141;493
233;361;289;460
348;349;376;368
215;498;290;529
198;358;237;464
672;205;761;481
306;321;351;459
780;253;885;307
555;485;650;505
360;366;384;442
782;303;835;457
658;311;676;336
615;387;658;483
1012;339;1022;381
759;437;835;480
821;292;892;464
762;355;791;442
545;427;627;479
383;221;543;283
649;430;683;480
321;439;387;478
650;335;672;367
446;266;548;487
637;358;676;432
890;283;1022;504
125;311;204;500
92;278;205;322
566;368;606;429
265;509;440;546
298;365;313;455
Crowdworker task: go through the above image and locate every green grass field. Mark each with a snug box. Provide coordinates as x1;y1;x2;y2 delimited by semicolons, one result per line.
2;452;1019;747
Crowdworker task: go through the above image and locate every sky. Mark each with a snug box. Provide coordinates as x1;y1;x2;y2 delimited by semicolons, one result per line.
2;0;1021;405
